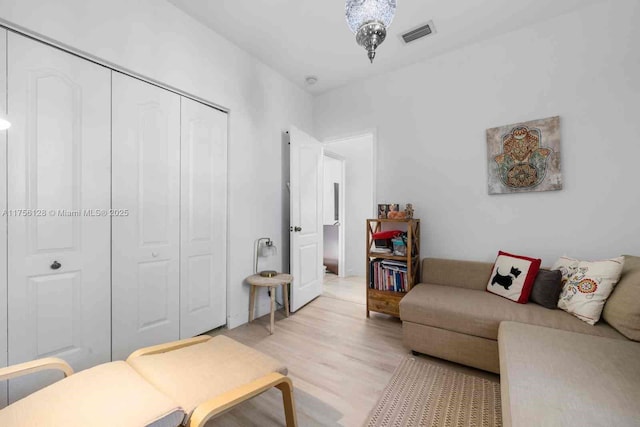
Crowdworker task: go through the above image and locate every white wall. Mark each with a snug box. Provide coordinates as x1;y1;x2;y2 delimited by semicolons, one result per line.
314;0;640;266
0;0;313;328
325;135;375;276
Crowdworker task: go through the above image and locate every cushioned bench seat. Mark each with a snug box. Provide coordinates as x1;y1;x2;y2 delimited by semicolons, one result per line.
0;361;185;427
128;335;287;418
0;335;297;427
401;283;625;341
499;321;640;427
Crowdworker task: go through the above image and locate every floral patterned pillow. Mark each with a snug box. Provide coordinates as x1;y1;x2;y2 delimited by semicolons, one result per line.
552;256;625;325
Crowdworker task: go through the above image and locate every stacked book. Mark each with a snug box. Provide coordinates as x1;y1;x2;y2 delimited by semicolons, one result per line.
370;259;408;292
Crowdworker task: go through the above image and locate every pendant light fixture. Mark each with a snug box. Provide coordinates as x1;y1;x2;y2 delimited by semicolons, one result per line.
345;0;397;63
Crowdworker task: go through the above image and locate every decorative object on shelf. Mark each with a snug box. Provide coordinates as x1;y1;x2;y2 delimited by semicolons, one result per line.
391;235;407;256
487;116;562;195
387;210;406;219
404;203;414;219
377;203;389;219
345;0;397;63
254;237;278;277
0;113;11;130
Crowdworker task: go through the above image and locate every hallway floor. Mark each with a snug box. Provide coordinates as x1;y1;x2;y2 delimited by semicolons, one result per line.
322;273;366;305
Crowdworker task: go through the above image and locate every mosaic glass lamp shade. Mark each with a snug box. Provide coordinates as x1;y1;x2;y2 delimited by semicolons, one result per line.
345;0;397;63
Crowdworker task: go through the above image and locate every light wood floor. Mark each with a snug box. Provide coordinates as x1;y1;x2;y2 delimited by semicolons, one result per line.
209;296;406;426
322;274;366;305
209;296;498;426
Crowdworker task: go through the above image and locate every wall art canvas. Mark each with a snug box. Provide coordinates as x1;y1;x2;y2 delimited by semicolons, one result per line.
487;116;562;195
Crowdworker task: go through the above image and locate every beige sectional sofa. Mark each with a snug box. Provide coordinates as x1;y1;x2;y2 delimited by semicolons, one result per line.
499;321;640;426
400;256;640;426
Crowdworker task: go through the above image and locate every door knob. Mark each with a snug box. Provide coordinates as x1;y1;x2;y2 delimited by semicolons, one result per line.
50;261;61;270
294;226;302;232
152;252;159;258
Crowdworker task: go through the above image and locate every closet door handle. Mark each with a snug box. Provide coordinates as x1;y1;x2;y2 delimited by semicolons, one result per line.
50;261;62;270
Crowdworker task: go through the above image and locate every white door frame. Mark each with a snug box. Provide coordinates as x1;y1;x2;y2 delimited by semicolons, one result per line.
323;130;377;276
323;151;346;278
323;129;377;221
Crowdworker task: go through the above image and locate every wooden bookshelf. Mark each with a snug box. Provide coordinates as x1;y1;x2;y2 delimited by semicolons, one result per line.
366;218;420;318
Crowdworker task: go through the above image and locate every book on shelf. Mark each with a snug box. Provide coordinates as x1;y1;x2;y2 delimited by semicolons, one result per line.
370;247;392;254
369;259;409;292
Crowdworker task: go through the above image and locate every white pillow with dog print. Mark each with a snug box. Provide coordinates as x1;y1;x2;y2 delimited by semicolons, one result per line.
553;256;625;325
486;251;541;303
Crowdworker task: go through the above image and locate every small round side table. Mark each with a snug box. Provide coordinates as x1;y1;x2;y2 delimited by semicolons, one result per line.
246;273;293;334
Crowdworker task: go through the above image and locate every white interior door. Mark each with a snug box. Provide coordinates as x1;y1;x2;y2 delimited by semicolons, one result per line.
0;28;7;408
7;33;111;403
179;97;228;338
112;73;181;360
289;126;324;312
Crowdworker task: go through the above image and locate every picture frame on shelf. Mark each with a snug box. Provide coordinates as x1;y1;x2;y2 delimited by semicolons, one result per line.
377;204;389;219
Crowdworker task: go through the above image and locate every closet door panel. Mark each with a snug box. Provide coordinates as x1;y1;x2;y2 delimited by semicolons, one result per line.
0;28;7;408
7;33;111;403
112;73;180;360
180;98;227;338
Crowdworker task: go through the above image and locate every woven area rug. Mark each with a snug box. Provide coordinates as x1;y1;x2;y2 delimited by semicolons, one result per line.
365;356;502;427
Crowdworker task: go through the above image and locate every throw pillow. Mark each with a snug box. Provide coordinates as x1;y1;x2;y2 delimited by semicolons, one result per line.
486;251;542;303
553;256;625;325
529;269;563;309
601;255;640;340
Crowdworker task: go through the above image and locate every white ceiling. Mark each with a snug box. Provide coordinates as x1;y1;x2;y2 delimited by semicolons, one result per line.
167;0;601;94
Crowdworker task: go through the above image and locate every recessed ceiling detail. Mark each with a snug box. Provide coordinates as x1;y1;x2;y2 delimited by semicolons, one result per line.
401;21;436;44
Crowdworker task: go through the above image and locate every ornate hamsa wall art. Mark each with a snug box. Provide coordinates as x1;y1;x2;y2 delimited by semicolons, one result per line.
486;116;562;195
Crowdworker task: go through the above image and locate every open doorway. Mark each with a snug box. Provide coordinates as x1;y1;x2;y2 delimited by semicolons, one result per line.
321;132;375;305
322;152;345;276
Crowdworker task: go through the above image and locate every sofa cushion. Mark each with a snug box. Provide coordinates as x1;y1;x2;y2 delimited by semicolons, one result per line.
553;256;625;325
400;283;625;341
421;258;493;291
486;251;541;303
128;335;287;418
0;361;185;427
498;322;640;427
603;255;640;341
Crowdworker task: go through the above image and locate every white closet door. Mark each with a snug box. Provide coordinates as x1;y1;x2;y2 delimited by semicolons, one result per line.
7;33;111;403
112;73;181;360
0;28;7;408
180;98;227;338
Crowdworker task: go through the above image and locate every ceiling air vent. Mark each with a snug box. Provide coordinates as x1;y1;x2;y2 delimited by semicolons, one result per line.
401;21;436;44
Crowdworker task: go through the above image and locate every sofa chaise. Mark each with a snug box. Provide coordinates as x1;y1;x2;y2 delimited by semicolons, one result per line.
400;255;640;426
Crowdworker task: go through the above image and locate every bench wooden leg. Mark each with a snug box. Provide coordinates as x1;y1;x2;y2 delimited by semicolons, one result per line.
276;377;298;427
188;373;298;427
